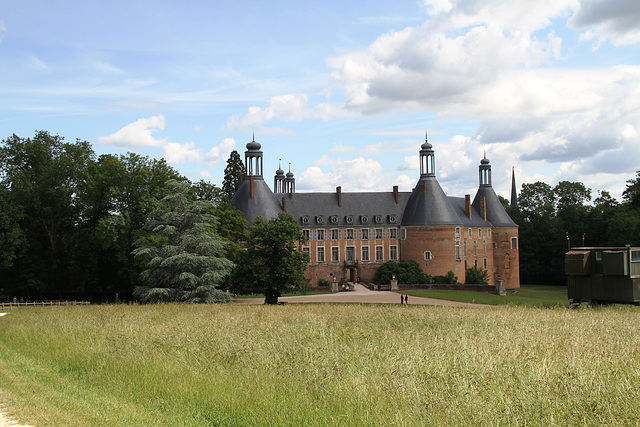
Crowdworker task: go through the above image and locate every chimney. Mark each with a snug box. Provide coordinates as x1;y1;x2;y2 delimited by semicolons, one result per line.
336;186;342;207
393;186;399;204
282;197;287;212
480;196;487;220
465;194;472;219
250;175;254;199
420;184;427;195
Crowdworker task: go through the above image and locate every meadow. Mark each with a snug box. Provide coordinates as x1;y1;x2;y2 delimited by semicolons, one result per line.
0;303;639;426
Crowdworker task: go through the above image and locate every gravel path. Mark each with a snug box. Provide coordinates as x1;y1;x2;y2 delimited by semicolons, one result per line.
234;283;489;307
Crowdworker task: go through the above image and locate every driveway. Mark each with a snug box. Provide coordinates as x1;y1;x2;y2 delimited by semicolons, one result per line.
233;283;489;307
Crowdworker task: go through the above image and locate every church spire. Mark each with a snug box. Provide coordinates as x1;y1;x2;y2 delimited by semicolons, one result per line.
511;167;518;207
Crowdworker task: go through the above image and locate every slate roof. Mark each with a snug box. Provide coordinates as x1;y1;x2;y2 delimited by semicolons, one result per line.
472;185;518;227
284;191;411;228
232;177;282;225
401;176;460;226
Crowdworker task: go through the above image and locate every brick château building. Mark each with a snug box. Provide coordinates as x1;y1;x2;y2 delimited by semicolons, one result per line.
232;135;520;289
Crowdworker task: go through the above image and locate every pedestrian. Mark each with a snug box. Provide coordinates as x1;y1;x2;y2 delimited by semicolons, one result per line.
405;295;409;304
400;294;404;304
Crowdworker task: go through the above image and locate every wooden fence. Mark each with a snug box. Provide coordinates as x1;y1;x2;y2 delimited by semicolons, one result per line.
1;301;90;311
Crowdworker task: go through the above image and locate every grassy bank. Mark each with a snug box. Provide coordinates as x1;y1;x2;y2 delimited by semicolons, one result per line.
406;284;568;307
1;303;639;426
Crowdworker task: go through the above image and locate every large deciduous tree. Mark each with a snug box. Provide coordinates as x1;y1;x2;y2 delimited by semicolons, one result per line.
231;212;309;304
622;170;640;209
0;131;95;298
132;180;233;303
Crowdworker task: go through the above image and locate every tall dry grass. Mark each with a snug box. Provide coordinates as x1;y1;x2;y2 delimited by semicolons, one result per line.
0;303;639;426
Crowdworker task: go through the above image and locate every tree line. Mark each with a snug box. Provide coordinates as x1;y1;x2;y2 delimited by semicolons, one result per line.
505;176;640;284
1;131;639;300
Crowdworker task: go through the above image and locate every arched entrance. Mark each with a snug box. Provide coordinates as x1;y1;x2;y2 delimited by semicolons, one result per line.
345;266;358;282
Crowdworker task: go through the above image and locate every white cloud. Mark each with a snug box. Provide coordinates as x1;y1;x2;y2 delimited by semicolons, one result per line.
298;157;388;192
97;116;237;167
224;93;349;131
98;115;167;147
569;0;640;46
204;138;236;166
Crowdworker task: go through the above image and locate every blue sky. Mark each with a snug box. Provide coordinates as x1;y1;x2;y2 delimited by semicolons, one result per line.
1;0;639;201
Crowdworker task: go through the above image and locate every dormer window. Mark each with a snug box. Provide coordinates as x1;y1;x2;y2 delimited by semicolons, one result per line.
316;216;325;225
374;215;383;224
330;215;339;225
388;215;397;224
361;215;369;224
301;216;310;224
345;215;354;224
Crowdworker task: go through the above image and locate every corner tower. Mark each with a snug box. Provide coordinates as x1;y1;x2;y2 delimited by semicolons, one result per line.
401;133;459;226
232;136;283;225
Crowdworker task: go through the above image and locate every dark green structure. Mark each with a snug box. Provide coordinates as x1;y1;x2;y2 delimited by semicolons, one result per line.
566;247;640;304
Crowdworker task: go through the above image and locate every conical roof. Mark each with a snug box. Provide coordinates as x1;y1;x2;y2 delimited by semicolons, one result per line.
232;177;283;225
401;176;460;226
472;185;517;227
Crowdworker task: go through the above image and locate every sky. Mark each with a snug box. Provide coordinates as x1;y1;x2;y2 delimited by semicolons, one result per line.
1;0;639;201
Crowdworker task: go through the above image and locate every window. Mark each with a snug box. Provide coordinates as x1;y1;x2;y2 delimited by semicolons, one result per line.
455;241;461;260
483;258;487;269
511;237;518;249
331;247;340;263
316;229;326;241
301;216;309;224
375;246;384;261
302;247;310;257
455;227;461;238
361;215;369;224
316;216;324;224
374;215;383;224
345;228;355;240
388;215;397;223
424;251;432;261
474;259;478;268
464;241;467;257
468;228;472;237
302;229;311;242
362;246;370;261
390;245;398;261
330;229;340;240
317;247;325;263
345;215;354;224
330;215;339;224
374;228;384;240
346;246;355;261
478;228;482;238
488;229;491;237
388;228;397;239
474;240;478;256
360;228;369;240
632;251;640;262
483;240;487;255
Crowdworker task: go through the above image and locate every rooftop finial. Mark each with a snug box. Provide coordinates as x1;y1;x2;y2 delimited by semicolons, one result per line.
252;132;255;142
425;130;428;142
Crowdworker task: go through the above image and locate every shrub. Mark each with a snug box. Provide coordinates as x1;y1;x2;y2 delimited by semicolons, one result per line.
317;278;330;287
373;260;432;285
433;270;458;284
465;266;490;284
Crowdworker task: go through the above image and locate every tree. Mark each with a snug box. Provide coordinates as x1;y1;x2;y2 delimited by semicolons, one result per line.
132;180;234;303
0;131;95;298
622;170;640;209
230;212;309;304
222;150;244;199
0;183;25;270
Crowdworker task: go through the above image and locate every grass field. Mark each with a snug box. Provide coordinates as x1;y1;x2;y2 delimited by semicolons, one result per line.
1;303;639;426
406;284;569;307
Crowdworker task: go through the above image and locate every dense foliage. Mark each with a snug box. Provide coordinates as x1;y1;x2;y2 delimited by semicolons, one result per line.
229;212;310;304
374;260;432;285
0;132;237;301
132;180;233;303
464;266;489;284
509;177;640;284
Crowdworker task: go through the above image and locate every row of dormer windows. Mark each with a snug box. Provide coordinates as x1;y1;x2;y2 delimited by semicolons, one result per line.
302;228;399;242
301;214;397;225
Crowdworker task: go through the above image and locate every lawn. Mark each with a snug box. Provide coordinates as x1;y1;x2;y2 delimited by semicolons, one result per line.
405;284;568;307
1;303;639;426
